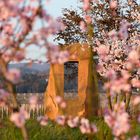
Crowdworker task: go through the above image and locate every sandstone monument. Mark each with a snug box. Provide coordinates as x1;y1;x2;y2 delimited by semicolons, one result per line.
44;43;94;119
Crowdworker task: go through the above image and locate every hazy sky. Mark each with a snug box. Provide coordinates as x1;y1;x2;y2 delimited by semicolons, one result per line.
47;0;80;17
26;0;80;62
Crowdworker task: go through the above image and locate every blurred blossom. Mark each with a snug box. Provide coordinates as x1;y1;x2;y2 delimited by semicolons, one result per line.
138;115;140;123
14;50;25;62
55;96;66;109
104;102;130;137
80;21;87;32
128;135;140;140
55;96;63;104
108;30;118;40
131;78;140;88
10;108;29;128
56;115;66;126
80;118;90;134
67;116;79;128
83;0;90;11
90;123;98;133
79;118;97;134
96;44;109;57
2;50;13;63
49;46;69;64
83;0;91;11
106;70;116;80
37;116;49;126
0;7;10;20
110;1;118;9
60;101;66;109
121;70;130;80
118;20;131;40
6;69;20;84
29;95;38;109
132;96;140;106
0;89;9;107
58;51;69;64
128;50;139;64
85;15;92;24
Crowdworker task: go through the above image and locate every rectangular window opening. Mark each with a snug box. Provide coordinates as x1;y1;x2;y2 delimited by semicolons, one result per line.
64;61;78;99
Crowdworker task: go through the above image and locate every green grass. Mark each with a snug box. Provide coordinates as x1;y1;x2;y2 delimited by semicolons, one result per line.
0;118;140;140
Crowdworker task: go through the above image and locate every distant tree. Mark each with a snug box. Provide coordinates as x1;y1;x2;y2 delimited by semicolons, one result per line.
55;9;87;45
55;0;140;45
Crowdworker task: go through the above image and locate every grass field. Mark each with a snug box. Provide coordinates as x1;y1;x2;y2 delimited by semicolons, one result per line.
0;118;140;140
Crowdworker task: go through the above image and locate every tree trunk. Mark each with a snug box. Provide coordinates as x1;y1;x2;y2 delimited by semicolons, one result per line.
85;24;99;119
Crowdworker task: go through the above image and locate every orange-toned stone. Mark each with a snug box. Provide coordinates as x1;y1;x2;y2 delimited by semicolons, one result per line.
44;43;93;120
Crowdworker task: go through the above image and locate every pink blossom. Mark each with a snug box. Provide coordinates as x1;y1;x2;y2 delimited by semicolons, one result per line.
118;20;131;40
58;51;69;64
80;118;90;134
132;96;140;106
80;21;87;32
121;70;130;80
6;69;20;84
79;118;97;134
37;116;49;126
55;96;66;108
0;89;9;107
83;0;90;11
49;47;69;64
131;78;140;88
67;116;79;128
104;102;130;137
138;115;140;123
14;51;25;62
2;50;13;62
106;70;116;79
29;95;38;109
85;15;92;24
91;123;98;133
10;108;29;128
56;115;66;126
128;50;139;64
96;44;109;56
60;101;67;109
128;135;140;140
0;7;10;20
110;1;118;9
55;96;63;104
108;30;118;40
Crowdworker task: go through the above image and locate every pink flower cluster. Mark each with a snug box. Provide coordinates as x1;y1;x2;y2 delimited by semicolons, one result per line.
104;70;131;94
37;116;49;126
48;46;69;64
80;0;92;31
79;118;97;134
95;22;140;95
83;0;91;11
104;102;130;137
10;108;30;128
55;96;67;109
132;96;140;106
5;68;21;84
0;89;9;107
55;115;97;134
29;95;38;109
110;0;118;9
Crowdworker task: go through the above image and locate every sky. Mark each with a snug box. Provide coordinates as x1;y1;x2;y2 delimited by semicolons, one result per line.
47;0;80;17
26;0;80;62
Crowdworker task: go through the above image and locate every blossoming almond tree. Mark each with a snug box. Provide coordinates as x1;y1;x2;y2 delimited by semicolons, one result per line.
0;0;140;140
0;0;67;139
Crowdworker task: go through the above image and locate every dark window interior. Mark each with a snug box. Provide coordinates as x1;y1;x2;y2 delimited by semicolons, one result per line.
64;61;78;98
